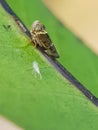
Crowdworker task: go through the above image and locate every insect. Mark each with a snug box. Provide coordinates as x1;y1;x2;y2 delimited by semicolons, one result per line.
3;24;11;30
30;20;59;58
32;61;42;80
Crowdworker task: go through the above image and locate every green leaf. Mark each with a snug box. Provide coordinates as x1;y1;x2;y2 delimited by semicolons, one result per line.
0;1;98;130
6;0;98;97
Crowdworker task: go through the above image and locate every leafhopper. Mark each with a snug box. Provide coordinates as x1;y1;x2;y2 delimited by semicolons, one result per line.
30;20;59;58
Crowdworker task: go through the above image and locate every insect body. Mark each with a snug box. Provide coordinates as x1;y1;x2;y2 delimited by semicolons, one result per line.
30;20;59;58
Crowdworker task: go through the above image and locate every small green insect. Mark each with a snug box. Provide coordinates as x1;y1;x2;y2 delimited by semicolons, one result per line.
30;20;59;58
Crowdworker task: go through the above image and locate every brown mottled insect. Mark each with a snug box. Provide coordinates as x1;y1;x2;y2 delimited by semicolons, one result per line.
30;20;59;58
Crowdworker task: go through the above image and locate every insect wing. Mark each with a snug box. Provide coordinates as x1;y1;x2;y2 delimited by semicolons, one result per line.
36;33;52;49
36;33;59;58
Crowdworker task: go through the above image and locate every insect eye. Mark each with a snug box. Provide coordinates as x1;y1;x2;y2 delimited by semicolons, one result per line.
31;21;46;31
36;24;45;31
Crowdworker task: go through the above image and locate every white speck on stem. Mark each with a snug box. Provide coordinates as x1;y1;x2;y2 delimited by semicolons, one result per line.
91;96;93;100
32;61;42;80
